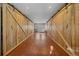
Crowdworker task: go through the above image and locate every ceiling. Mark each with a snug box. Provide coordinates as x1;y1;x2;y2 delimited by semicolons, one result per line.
11;3;65;23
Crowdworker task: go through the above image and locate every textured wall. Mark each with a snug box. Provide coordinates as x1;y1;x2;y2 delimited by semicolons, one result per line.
2;4;34;55
47;4;79;55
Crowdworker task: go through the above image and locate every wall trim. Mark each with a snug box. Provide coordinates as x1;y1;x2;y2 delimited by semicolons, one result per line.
47;3;71;23
47;33;72;56
4;33;34;56
8;3;34;23
52;21;75;56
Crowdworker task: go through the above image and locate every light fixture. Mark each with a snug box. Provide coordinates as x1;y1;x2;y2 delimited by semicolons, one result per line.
26;7;30;10
34;16;41;19
48;5;52;10
49;6;52;9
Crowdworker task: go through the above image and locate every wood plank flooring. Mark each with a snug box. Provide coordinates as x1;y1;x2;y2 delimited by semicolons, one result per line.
7;32;69;56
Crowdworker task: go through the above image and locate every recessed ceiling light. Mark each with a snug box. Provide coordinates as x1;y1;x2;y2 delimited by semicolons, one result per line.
34;16;41;19
26;7;30;10
48;6;53;13
48;6;52;10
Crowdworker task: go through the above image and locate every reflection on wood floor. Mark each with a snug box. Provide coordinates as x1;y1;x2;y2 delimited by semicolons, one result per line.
7;32;69;56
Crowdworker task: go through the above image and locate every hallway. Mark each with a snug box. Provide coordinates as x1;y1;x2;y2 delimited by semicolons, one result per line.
7;33;69;56
0;3;79;56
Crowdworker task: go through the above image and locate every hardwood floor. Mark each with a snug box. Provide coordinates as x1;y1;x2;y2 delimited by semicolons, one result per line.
7;32;69;56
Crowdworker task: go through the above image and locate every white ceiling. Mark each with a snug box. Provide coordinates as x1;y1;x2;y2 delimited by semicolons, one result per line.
11;3;65;23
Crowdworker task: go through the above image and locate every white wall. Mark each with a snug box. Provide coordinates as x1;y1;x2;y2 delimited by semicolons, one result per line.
34;23;46;32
